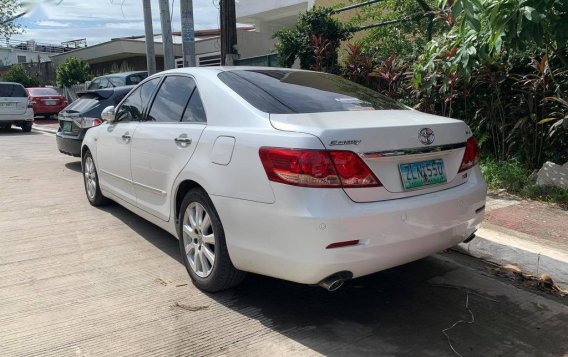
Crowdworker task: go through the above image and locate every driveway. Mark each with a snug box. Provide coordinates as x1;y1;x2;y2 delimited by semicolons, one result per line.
1;128;567;356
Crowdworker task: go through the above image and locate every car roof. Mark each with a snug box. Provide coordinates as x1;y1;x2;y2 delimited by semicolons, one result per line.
0;81;25;86
95;71;148;79
78;85;134;99
155;66;306;76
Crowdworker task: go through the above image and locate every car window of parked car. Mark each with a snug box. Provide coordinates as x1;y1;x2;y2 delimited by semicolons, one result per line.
0;83;27;97
181;89;206;123
218;70;407;114
87;79;101;90
98;78;110;89
108;77;125;87
28;88;59;96
147;76;196;123
115;78;160;122
126;75;145;85
65;94;100;113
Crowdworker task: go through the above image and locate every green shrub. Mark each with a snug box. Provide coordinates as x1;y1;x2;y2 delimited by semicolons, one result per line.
2;64;38;87
56;57;90;87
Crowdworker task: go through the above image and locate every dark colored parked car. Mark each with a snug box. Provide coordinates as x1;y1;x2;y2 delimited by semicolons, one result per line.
27;87;68;117
57;86;134;156
87;71;148;90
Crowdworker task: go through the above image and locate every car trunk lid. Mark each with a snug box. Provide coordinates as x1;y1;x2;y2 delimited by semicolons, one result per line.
270;110;472;202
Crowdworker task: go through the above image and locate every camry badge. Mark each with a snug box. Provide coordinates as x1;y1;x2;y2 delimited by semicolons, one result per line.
330;140;361;146
418;128;435;145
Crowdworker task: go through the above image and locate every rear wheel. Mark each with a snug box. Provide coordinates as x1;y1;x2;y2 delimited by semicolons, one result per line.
178;188;245;292
82;151;110;206
21;121;32;132
0;123;10;129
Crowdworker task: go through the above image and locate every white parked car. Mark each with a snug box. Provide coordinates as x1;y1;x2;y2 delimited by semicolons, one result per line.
0;82;34;132
81;67;486;292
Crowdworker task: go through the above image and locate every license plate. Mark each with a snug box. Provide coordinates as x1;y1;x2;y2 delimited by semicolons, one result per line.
62;121;72;132
399;159;447;190
0;102;16;108
44;99;57;106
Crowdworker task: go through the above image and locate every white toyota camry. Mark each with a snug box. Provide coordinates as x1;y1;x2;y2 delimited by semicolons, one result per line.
81;67;486;292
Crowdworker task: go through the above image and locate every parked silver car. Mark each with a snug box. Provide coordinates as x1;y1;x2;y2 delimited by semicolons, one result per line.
0;82;34;132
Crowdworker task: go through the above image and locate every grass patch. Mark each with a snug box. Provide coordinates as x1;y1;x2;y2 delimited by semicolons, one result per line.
480;159;568;209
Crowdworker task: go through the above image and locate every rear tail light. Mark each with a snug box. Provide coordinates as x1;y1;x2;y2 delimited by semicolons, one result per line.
79;117;103;128
458;137;480;172
28;98;34;108
259;147;381;188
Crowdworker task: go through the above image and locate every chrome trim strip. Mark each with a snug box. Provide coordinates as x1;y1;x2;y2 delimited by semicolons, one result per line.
100;169;131;183
361;142;466;158
133;181;167;196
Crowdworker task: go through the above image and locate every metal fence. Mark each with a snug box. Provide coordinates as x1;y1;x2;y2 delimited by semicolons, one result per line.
235;53;279;67
56;84;88;103
0;39;66;54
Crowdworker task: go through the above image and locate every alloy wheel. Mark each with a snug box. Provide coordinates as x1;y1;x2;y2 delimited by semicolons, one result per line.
84;156;97;200
182;202;216;278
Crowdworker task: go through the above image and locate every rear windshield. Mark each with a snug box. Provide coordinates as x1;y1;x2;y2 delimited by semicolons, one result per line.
0;83;27;97
218;70;406;114
28;88;59;96
65;94;101;113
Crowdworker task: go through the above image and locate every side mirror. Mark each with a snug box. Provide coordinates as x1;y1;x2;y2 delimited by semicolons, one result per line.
101;106;116;123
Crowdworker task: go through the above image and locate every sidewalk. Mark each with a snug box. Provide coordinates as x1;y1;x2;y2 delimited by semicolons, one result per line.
32;118;59;134
456;193;568;289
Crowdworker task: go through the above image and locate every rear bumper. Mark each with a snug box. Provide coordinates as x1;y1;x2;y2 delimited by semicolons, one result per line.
56;130;86;157
0;109;34;123
211;166;487;285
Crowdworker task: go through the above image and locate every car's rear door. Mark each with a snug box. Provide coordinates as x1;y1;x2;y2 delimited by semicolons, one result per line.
0;83;28;115
130;75;206;221
96;78;160;204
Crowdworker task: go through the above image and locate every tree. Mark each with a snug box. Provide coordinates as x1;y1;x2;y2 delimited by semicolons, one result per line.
2;64;38;87
56;57;90;87
0;0;24;37
274;7;351;72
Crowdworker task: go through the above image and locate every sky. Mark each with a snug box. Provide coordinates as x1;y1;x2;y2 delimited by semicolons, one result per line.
13;0;221;46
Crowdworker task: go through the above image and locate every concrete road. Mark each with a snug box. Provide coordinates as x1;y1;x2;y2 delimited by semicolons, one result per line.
1;128;567;357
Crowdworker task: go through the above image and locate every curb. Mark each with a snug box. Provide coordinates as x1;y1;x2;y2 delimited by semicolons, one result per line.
33;126;57;134
453;226;568;289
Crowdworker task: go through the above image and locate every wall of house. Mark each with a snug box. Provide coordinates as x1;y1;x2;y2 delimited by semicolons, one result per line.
0;48;51;68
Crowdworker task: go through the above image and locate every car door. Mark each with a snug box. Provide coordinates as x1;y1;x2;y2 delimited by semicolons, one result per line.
96;77;160;204
130;75;207;221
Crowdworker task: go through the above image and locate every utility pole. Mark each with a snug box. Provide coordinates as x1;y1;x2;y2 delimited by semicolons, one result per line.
142;0;157;75
158;0;175;70
220;0;238;65
180;0;196;67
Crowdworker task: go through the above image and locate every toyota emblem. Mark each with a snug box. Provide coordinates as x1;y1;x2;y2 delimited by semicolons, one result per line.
418;128;435;145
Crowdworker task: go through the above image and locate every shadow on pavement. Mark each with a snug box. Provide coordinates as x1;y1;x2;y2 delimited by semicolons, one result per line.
99;202;568;356
0;128;41;136
65;161;82;173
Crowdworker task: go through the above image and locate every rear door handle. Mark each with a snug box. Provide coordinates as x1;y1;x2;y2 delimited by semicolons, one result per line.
174;135;192;147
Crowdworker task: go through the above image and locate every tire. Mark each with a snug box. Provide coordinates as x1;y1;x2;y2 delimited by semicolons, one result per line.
21;121;32;132
82;151;111;206
0;123;10;129
178;188;245;292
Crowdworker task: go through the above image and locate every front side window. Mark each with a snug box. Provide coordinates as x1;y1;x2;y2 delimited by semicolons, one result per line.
115;77;160;122
218;70;407;114
147;76;196;123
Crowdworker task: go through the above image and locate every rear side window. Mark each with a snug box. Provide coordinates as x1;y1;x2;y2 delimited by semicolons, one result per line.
0;83;27;97
182;89;206;123
218;70;406;114
126;75;145;85
147;76;196;123
28;88;59;96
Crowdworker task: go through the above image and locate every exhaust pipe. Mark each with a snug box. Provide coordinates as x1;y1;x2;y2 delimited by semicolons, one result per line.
318;271;353;291
463;232;476;243
319;277;344;291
